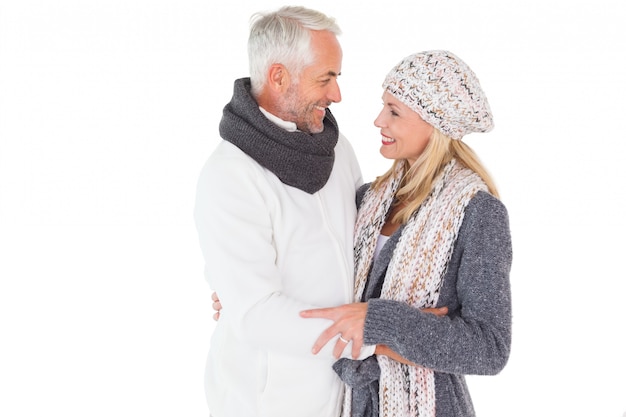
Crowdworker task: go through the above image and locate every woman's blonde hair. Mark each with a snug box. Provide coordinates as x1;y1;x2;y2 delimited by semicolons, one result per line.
371;129;499;225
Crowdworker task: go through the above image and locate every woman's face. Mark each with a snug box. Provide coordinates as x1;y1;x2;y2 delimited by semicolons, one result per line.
374;91;434;166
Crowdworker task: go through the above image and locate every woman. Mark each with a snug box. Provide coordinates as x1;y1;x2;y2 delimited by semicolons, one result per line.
301;50;512;417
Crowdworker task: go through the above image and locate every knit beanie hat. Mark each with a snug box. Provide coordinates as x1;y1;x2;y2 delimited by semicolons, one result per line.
382;50;494;140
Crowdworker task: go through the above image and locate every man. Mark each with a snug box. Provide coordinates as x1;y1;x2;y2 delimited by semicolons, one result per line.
194;6;368;417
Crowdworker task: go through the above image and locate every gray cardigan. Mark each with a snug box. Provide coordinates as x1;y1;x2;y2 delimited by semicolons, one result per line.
348;185;512;417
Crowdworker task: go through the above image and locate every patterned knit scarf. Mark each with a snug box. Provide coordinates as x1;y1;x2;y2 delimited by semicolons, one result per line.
219;78;339;194
350;159;487;417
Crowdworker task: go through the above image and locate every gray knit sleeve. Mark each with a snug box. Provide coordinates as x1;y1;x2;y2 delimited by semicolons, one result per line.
356;183;371;208
363;191;512;376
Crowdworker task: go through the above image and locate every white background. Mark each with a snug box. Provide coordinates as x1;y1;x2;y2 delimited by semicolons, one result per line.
1;0;625;416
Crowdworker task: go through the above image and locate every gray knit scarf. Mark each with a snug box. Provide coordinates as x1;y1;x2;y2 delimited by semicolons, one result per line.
219;78;339;194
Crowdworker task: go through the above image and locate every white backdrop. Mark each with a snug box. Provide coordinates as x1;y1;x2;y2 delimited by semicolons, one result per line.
1;1;625;416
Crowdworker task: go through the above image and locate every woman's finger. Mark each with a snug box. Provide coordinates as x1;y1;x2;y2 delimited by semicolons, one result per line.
350;336;363;359
300;306;337;319
311;323;341;354
333;336;349;358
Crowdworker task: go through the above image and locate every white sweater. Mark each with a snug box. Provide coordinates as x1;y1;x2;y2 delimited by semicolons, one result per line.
194;133;363;417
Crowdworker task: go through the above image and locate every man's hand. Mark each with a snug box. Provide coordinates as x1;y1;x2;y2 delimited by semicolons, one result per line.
375;344;417;366
422;306;448;317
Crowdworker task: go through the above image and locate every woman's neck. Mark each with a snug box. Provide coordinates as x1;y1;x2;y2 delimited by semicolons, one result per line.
380;200;405;236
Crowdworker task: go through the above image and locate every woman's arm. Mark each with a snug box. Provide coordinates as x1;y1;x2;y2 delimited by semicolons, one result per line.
365;193;512;375
301;304;448;360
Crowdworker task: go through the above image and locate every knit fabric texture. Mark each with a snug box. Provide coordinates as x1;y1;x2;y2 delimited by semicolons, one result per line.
349;191;512;417
219;78;339;194
382;50;493;140
350;159;487;417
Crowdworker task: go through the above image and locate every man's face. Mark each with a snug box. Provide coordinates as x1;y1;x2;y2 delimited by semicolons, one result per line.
279;30;342;134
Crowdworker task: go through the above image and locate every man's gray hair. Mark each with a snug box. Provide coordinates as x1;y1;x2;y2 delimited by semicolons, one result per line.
247;6;341;96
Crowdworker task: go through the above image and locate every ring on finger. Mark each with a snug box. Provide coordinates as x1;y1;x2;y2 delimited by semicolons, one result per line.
339;335;349;343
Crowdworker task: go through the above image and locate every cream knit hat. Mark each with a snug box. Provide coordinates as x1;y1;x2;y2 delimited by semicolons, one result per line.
382;50;494;140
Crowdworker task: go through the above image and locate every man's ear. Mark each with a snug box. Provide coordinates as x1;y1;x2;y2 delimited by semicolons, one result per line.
267;64;290;92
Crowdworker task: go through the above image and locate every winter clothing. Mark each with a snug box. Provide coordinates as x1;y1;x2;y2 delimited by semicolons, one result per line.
382;50;494;140
194;78;363;417
335;175;512;417
220;78;340;194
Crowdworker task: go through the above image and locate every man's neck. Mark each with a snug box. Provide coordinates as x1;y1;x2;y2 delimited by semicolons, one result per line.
258;106;298;132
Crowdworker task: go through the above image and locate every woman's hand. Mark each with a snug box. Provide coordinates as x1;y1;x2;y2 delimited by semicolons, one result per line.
301;304;449;361
211;292;222;321
300;303;368;359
